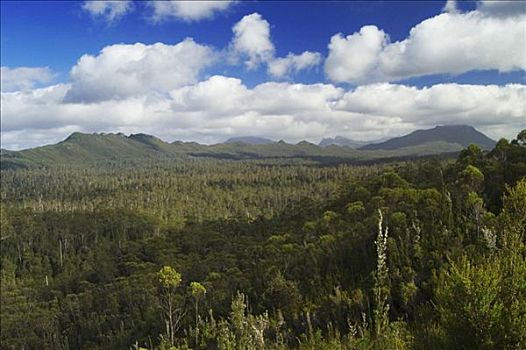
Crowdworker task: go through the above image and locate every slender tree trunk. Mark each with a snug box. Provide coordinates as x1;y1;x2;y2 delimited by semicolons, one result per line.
195;300;199;346
168;294;174;346
17;243;22;264
59;239;63;268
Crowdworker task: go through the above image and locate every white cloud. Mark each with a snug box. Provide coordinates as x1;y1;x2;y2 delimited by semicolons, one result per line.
230;13;275;70
336;83;526;128
325;7;526;83
251;81;342;116
267;51;322;78
477;0;526;17
149;1;234;22
325;26;388;83
170;76;342;116
230;13;322;78
82;1;133;23
170;75;250;116
1;66;55;92
1;83;170;133
443;0;459;14
2;74;524;149
65;39;216;103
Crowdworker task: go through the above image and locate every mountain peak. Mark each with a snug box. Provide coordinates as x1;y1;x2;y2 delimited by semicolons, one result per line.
297;140;316;146
361;125;495;151
63;131;89;142
434;124;474;131
63;132;128;143
128;133;162;142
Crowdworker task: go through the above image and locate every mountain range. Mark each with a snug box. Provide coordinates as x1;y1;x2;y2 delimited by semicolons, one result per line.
318;136;366;149
1;125;496;169
318;136;391;149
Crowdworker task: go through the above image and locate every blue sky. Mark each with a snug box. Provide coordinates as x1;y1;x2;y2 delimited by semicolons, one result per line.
2;1;446;72
1;1;525;149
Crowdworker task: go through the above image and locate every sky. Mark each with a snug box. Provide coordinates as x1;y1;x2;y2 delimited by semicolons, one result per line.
1;0;525;150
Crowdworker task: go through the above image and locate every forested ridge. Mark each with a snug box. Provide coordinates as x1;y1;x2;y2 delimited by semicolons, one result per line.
1;130;525;349
1;125;496;170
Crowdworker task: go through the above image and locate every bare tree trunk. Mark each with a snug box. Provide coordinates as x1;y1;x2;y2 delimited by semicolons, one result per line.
195;300;199;346
168;295;174;345
59;239;63;268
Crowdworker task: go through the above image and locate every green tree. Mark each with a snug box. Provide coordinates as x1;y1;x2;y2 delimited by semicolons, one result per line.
190;281;206;346
435;180;526;349
460;165;484;193
157;266;183;346
373;209;390;339
516;129;526;146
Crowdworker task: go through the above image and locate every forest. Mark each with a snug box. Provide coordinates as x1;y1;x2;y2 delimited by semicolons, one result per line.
1;130;525;350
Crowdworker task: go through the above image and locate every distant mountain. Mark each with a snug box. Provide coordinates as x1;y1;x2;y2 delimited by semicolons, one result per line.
2;126;493;169
360;125;495;151
0;132;184;169
225;136;275;145
319;136;370;149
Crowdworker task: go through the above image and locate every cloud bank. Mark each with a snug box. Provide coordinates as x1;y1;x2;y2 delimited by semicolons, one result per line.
2;74;524;150
1;67;55;92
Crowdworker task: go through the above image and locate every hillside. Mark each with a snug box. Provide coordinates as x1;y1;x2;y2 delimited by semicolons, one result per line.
361;125;495;150
1;132;183;169
319;136;369;149
225;136;276;145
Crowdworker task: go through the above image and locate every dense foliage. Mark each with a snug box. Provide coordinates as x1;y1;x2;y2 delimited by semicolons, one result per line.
1;131;524;349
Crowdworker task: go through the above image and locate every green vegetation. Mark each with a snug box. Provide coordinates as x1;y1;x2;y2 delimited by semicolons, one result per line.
1;130;524;349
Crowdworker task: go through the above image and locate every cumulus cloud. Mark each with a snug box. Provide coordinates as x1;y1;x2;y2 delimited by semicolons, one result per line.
149;1;234;22
170;75;250;116
230;13;322;78
325;4;526;83
2;73;524;149
230;13;275;69
267;51;322;78
82;1;133;23
325;26;388;83
65;39;216;103
1;66;55;92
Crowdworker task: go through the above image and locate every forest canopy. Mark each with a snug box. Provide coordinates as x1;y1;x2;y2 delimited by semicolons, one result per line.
1;130;525;349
